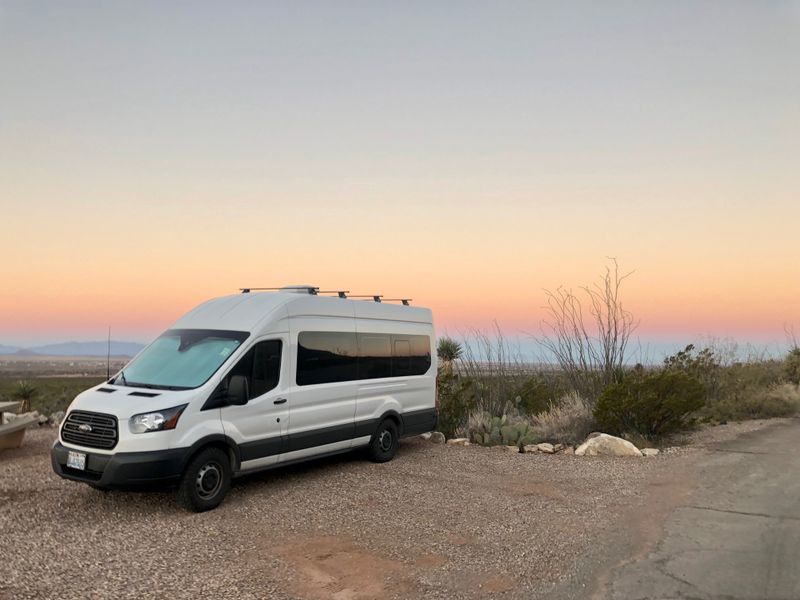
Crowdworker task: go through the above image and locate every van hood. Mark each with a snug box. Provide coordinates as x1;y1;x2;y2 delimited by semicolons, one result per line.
68;383;200;419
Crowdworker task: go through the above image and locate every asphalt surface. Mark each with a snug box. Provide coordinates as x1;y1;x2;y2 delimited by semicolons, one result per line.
605;418;800;600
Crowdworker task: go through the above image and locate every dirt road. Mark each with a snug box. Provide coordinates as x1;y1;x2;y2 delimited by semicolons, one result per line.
0;420;791;599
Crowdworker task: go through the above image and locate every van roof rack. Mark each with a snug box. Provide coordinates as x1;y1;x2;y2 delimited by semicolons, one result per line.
318;290;350;298
240;286;319;295
349;295;384;303
383;298;412;305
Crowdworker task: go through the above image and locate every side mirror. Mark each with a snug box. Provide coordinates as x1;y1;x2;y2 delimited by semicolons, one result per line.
226;374;249;406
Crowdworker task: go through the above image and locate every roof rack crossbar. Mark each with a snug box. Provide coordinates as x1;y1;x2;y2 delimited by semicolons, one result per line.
382;298;413;305
240;286;319;295
349;294;383;303
318;290;350;298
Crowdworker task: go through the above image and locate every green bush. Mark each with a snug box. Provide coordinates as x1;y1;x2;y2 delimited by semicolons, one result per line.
436;372;474;438
785;348;800;385
594;370;705;437
512;374;562;417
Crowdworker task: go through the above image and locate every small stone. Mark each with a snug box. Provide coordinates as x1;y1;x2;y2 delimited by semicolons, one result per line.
523;444;539;453
553;443;564;453
446;438;470;446
537;443;555;454
428;432;446;444
642;448;660;457
37;414;49;426
563;446;575;455
49;411;66;425
504;445;521;453
419;432;432;440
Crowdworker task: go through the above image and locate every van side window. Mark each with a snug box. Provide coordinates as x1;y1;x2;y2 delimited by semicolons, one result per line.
226;340;282;398
358;334;392;379
392;339;411;376
297;332;358;386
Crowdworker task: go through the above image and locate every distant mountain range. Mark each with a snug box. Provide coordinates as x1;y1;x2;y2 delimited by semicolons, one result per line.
0;341;146;357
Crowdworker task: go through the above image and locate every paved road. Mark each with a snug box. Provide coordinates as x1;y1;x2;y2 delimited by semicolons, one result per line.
607;419;800;600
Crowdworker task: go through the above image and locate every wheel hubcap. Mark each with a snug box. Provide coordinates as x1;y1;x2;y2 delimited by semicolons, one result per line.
196;462;223;499
378;430;393;452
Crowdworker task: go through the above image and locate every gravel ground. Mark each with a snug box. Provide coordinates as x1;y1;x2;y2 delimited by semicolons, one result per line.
0;422;775;600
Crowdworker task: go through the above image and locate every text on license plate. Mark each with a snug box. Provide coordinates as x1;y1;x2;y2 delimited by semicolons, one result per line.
67;451;86;470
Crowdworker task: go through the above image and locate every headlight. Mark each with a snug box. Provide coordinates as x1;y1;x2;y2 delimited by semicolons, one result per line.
129;404;187;434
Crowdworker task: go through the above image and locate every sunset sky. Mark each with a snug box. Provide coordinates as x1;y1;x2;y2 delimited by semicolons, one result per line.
1;2;798;357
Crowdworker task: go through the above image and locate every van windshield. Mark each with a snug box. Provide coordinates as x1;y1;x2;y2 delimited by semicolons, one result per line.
112;329;249;390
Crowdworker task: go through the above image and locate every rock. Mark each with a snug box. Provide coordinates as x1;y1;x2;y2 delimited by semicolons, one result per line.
523;444;539;453
642;448;660;457
49;411;66;425
429;432;446;444
419;432;432;440
563;446;575;455
575;433;643;457
446;438;470;446
504;445;521;453
586;432;603;440
37;414;49;426
537;443;555;454
553;443;564;453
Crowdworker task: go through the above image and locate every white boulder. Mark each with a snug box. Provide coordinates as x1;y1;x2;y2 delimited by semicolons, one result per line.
642;448;660;457
446;438;470;446
537;443;555;454
575;433;643;457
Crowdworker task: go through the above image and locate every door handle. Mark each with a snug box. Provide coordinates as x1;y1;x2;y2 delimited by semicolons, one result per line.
273;398;287;405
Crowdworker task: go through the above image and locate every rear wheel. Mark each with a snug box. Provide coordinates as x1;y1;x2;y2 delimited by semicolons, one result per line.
176;447;231;512
367;419;399;463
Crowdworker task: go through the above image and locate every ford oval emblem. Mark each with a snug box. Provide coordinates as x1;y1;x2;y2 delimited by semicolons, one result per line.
78;424;93;433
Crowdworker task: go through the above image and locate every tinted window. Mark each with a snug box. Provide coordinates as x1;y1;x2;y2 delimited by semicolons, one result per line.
225;340;282;399
391;335;431;377
358;334;392;379
297;332;358;386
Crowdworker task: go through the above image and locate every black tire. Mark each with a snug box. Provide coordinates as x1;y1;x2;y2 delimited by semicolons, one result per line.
367;419;399;463
176;447;231;512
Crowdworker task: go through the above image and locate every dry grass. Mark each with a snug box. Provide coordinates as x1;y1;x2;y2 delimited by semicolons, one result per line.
531;393;597;445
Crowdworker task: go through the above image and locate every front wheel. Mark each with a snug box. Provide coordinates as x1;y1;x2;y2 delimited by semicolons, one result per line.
176;447;231;512
367;419;399;463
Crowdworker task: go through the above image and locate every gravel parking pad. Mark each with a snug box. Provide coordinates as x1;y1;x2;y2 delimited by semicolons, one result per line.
1;428;699;599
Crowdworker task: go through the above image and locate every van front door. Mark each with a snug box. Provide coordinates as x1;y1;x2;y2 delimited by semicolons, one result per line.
219;338;288;471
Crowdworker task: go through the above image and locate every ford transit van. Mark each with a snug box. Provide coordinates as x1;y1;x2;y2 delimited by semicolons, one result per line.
51;287;438;511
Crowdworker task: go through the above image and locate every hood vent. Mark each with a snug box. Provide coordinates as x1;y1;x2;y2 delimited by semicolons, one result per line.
128;391;161;398
97;387;116;393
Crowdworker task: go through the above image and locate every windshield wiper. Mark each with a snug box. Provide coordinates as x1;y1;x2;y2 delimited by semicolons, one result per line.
117;370;128;386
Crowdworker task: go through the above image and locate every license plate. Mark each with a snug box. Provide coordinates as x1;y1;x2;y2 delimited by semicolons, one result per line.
67;451;86;470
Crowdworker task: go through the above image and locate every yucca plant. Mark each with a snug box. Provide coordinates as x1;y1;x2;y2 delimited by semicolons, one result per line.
12;380;38;413
437;337;463;376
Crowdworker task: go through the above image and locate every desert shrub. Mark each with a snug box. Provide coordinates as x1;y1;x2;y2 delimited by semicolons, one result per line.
531;393;596;445
467;412;539;448
785;348;800;385
663;344;722;401
436;371;474;438
703;383;800;421
511;374;563;417
594;370;705;437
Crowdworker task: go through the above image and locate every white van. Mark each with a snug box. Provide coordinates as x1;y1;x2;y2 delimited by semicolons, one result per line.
51;287;438;511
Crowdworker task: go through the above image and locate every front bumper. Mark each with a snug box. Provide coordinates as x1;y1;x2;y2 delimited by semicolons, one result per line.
51;441;188;490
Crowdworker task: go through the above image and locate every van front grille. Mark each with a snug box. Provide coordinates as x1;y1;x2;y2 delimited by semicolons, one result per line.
61;410;118;449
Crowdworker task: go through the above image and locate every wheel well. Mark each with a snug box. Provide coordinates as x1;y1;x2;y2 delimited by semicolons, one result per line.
380;412;403;435
184;439;239;473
